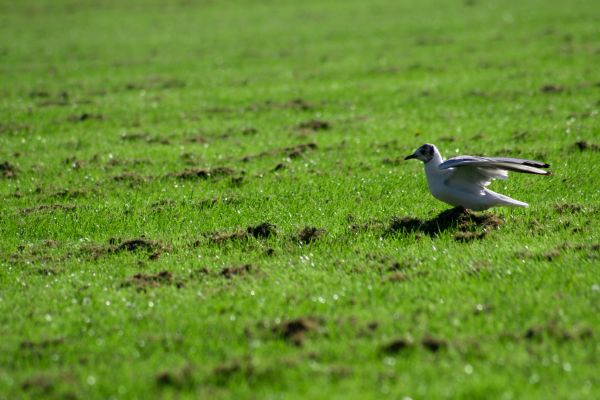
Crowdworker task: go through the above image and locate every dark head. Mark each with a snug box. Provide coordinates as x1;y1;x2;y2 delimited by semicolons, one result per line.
404;143;437;163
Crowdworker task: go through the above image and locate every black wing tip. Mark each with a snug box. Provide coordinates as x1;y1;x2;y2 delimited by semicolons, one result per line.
523;161;550;168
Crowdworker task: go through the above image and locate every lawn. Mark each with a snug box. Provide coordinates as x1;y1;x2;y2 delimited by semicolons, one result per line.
1;0;600;398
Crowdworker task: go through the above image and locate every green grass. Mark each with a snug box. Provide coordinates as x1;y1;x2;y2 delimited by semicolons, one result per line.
1;0;600;398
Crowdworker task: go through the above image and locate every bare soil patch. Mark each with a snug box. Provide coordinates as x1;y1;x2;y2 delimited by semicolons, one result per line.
381;337;414;354
574;140;599;151
21;204;76;214
201;222;276;244
241;142;317;162
121;132;171;145
296;119;331;132
524;321;593;342
168;167;234;180
67;113;104;122
421;335;448;352
274;317;321;346
296;226;327;244
122;270;183;291
247;98;314;112
540;84;564;93
112;172;152;185
220;264;254;279
156;364;194;388
388;207;503;241
125;77;186;91
0;161;18;178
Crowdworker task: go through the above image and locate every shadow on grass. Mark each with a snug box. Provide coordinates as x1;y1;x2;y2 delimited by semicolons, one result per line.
387;206;503;241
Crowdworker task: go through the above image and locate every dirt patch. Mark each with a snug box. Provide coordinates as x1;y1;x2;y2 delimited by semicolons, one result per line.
20;337;65;350
524;321;593;342
421;335;448;352
80;237;169;261
387;271;409;282
113;238;162;252
202;222;277;244
105;157;151;167
274;317;321;346
150;199;177;212
21;204;76;214
113;172;151;185
241;142;317;162
184;134;208;144
35;267;60;276
168;167;234;180
388;207;503;239
121;132;171;145
247;98;314;112
21;374;56;393
213;360;243;383
287;142;318;158
48;188;90;199
272;162;287;171
125;77;186;91
553;203;585;214
574;140;599;151
156;364;194;388
0;161;18;178
382;157;405;166
247;222;277;239
296;119;331;132
517;242;600;262
63;156;85;170
151;197;239;213
453;231;487;242
296;226;327;244
67;113;103;122
540;84;564;93
347;215;386;233
122;271;182;291
381;337;414;354
220;264;254;279
37;91;70;107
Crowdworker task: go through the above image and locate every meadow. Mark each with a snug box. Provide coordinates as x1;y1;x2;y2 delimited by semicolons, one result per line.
1;0;600;398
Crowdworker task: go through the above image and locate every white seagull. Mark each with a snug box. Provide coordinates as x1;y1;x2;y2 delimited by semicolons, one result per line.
404;143;550;211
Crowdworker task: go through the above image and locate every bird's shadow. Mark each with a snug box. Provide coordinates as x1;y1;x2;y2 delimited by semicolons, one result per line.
387;206;503;237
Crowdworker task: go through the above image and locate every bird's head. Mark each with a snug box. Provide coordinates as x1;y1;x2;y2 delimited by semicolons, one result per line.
404;143;438;163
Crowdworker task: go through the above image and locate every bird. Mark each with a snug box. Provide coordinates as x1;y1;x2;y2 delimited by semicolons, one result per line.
404;143;550;211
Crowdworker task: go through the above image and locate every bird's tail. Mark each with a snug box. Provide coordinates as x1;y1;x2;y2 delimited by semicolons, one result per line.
488;190;529;208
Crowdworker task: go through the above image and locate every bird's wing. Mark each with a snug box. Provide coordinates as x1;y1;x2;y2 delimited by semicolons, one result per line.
439;155;550;175
439;155;550;194
442;164;506;194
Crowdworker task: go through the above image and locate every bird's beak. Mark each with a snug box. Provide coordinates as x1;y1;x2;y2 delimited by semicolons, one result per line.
404;153;417;160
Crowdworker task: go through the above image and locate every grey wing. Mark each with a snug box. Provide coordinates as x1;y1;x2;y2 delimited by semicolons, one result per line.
439;155;550;175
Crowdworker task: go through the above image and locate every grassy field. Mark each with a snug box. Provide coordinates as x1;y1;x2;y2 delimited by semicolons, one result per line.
1;0;600;398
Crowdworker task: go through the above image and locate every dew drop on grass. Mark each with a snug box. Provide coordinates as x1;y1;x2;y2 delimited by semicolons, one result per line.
529;373;540;384
383;357;396;366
